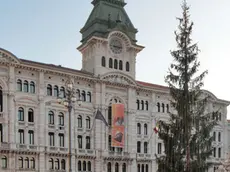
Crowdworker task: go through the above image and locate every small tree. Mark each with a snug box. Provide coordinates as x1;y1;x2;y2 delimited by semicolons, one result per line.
156;1;217;172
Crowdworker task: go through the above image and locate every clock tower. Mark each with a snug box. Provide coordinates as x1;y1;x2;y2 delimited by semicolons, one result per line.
77;0;144;79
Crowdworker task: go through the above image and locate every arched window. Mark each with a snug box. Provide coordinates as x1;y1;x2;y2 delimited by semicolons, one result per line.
58;113;64;126
144;142;148;153
28;108;34;123
60;87;65;98
108;106;112;125
61;159;65;170
136;100;140;110
137;164;140;172
30;158;35;169
162;103;165;113
145;101;148;111
83;161;86;171
115;162;119;172
0;124;3;142
54;85;59;97
101;56;106;67
86;116;90;129
157;102;160;112
48;111;54;125
141;164;144;172
166;104;169;113
107;162;111;172
17;79;22;91
119;60;123;70
76;89;80;100
1;156;7;168
47;84;52;96
114;59;118;69
30;81;35;93
81;91;86;101
126;62;130;71
78;115;82;128
55;159;59;170
23;80;29;92
87;92;91;102
86;136;91;149
49;158;54;170
18;157;23;168
144;124;148;135
122;163;126;172
18;107;24;121
78;161;81;171
25;157;29;168
137;123;141;134
146;164;149;172
0;87;2;112
88;161;91;171
141;100;144;110
109;58;113;68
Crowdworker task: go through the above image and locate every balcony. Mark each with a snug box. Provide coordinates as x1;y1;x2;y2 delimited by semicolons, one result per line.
137;153;152;160
0;142;10;149
76;149;96;158
28;145;37;150
103;151;131;160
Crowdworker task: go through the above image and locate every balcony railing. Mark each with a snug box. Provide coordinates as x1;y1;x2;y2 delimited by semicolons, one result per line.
76;149;96;156
137;153;152;159
0;142;10;149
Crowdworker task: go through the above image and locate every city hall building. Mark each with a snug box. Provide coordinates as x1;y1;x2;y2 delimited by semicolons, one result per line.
0;0;229;171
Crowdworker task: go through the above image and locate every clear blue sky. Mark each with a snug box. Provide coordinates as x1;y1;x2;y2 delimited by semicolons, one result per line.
1;0;230;117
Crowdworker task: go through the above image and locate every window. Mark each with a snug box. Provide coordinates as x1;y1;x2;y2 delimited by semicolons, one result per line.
145;101;148;111
144;142;148;153
81;91;86;101
83;161;86;171
76;89;80;100
109;58;113;68
54;85;59;97
86;136;91;149
49;158;54;170
48;111;54;125
55;159;59;170
59;134;64;147
166;104;169;113
142;164;144;172
0;124;2;142
137;164;140;172
86;116;90;129
162;103;165;113
218;148;221;158
49;132;55;146
1;156;7;168
88;161;91;171
58;113;64;126
61;159;65;170
29;81;35;93
213;132;216;141
18;129;24;144
119;60;123;70
107;162;111;172
144;124;148;135
18;157;23;168
158;143;162;154
0;87;2;112
78;115;82;128
108;106;112;125
30;158;35;169
122;163;126;172
137;141;141;153
28;130;34;145
78;161;81;171
219;113;222;121
157;102;160;112
87;92;91;102
18;107;24;121
78;135;82;149
213;147;216;157
101;56;106;67
28;108;34;123
60;87;65;98
23;80;29;92
141;100;144;110
146;164;149;172
126;62;130;72
114;59;118;69
47;84;52;96
218;132;221;142
108;135;115;151
25;157;29;168
115;163;119;172
136;100;140;110
137;123;141;134
17;79;22;91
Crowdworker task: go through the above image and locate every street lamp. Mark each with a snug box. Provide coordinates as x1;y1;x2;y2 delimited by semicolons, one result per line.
57;78;82;172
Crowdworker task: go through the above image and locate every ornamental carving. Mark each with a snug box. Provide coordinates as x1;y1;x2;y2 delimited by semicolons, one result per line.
0;49;20;64
101;73;136;86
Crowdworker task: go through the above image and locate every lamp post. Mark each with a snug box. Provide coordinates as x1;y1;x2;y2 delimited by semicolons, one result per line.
57;79;82;172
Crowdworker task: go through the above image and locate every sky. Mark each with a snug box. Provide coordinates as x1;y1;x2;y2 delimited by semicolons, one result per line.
1;0;230;117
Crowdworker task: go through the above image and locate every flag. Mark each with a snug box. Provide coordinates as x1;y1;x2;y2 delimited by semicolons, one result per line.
95;109;108;126
154;121;159;133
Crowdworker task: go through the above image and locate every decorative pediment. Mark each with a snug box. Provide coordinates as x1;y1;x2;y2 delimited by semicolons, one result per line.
0;48;21;64
101;72;136;86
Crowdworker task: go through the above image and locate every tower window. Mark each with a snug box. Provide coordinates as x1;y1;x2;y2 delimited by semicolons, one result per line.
101;56;106;67
109;58;113;68
114;59;118;69
119;60;123;70
126;62;130;71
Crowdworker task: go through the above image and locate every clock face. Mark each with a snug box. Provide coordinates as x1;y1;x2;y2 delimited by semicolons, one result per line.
109;38;123;55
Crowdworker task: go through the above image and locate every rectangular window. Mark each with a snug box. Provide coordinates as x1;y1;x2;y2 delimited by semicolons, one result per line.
218;132;221;142
49;132;55;146
158;143;162;154
213;132;216;141
59;134;64;147
108;135;115;151
18;129;24;144
78;135;82;149
213;147;216;157
86;136;91;149
144;142;148;153
137;141;141;153
28;130;34;145
218;148;221;158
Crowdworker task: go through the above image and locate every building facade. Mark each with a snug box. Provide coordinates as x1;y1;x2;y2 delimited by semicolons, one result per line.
0;0;229;172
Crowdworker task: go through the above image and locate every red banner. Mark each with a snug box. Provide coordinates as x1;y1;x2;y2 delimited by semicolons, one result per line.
111;103;125;148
